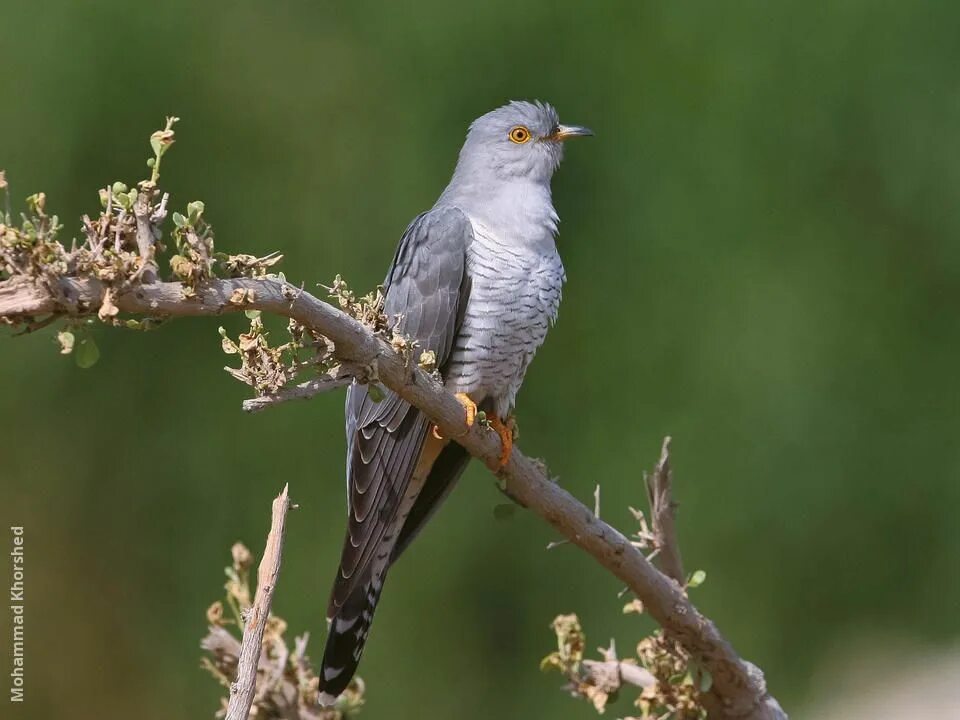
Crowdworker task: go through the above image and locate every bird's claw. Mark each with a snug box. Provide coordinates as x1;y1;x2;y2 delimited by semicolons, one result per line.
432;393;478;439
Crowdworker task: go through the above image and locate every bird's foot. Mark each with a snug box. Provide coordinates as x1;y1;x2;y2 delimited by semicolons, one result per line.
488;414;516;469
455;393;478;427
432;393;477;439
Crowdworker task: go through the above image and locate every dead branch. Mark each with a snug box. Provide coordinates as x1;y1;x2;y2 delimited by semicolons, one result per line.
226;485;293;720
201;547;363;720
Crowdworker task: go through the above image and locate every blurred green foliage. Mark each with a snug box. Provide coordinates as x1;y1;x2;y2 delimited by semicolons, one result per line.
2;1;959;718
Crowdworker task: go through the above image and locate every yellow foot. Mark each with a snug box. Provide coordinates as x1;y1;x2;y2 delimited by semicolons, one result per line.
489;415;515;469
433;393;478;439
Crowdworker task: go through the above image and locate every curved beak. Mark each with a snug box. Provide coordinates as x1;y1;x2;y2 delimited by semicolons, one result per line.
550;124;594;142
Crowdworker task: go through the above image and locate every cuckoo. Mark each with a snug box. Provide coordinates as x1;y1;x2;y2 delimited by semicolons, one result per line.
318;100;591;704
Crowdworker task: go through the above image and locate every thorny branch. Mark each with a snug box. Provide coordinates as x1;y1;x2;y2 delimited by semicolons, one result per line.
646;436;685;585
544;440;730;719
0;121;786;720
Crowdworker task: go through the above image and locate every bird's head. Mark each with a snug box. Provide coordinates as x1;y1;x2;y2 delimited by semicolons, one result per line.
456;100;592;185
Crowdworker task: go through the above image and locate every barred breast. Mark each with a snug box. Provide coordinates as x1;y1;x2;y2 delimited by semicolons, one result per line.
445;219;565;417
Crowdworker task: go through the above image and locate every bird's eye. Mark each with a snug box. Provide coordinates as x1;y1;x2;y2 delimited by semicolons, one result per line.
508;126;531;144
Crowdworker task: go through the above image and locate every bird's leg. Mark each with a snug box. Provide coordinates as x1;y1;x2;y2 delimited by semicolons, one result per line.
432;392;477;439
488;414;516;469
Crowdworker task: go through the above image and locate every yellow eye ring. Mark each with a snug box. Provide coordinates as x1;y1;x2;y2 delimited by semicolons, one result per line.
508;126;531;144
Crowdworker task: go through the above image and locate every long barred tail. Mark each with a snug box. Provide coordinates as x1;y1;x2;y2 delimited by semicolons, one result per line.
317;576;384;706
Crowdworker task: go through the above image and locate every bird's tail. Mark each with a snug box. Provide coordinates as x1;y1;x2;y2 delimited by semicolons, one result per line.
317;573;385;706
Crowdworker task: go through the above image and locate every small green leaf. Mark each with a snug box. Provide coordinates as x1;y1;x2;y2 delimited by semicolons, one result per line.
172;212;187;228
244;310;261;320
74;335;100;369
150;135;163;157
187;200;205;222
111;181;128;196
26;193;45;213
493;503;517;521
125;319;141;330
687;569;707;589
146;157;156;168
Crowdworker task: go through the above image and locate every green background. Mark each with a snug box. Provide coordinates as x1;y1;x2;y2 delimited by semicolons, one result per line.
2;2;958;718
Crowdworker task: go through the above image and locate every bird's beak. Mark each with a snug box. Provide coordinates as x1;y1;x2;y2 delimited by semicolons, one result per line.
549;124;594;142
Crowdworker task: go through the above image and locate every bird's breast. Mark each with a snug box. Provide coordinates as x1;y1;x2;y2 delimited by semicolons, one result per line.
445;220;565;415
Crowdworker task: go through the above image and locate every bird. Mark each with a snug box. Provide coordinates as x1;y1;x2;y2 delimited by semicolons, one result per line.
317;100;592;705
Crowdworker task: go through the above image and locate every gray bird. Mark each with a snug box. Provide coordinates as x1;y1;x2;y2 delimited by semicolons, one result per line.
318;100;591;705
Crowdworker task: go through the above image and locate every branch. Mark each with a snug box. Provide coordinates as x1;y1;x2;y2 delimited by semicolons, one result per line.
0;271;786;719
225;484;293;720
645;436;685;585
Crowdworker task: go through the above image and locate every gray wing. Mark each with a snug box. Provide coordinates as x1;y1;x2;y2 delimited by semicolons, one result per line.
329;206;472;616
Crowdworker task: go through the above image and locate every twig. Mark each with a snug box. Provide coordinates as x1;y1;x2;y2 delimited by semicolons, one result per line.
241;368;356;413
225;484;293;720
645;436;685;585
133;187;158;283
581;640;655;692
0;274;787;720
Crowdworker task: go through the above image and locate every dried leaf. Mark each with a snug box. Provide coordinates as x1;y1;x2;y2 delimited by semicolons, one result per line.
231;543;252;571
206;601;224;626
56;329;75;354
418;350;437;372
98;290;119;321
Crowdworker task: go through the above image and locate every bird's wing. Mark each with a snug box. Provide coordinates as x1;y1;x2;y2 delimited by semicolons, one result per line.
329;207;472;616
391;440;472;562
